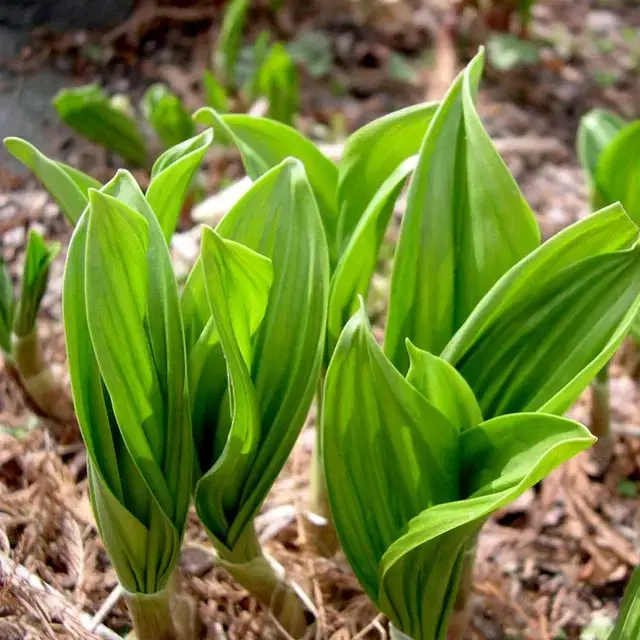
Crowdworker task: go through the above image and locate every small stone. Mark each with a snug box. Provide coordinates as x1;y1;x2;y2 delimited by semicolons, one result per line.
587;11;620;36
180;547;214;578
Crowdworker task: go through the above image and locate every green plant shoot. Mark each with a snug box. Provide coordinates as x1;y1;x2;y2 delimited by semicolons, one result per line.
54;85;148;167
142;83;196;150
318;52;640;640
183;158;329;637
63;170;193;640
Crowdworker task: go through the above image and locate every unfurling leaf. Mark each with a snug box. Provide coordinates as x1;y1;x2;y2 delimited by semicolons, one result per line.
146;129;214;242
53;85;148;167
385;49;539;372
577;109;625;194
214;0;250;86
3;137;99;224
63;171;191;593
256;43;299;125
13;230;60;339
596;121;640;225
192;159;329;558
194;108;338;255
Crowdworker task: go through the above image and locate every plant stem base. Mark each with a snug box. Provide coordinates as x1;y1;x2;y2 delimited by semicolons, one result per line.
125;590;182;640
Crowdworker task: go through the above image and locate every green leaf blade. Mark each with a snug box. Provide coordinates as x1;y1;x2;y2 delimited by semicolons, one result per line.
323;302;458;599
53;85;148;167
378;413;594;640
4;137;96;224
146;129;214;242
194;108;339;259
385;49;539;372
336;102;438;255
445;205;640;418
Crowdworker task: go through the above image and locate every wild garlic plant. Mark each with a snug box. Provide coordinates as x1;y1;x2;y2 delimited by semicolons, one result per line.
318;55;640;640
577;109;640;468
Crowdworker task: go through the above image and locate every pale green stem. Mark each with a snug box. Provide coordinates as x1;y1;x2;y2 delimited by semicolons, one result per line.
125;588;181;640
590;364;613;470
216;525;310;638
305;373;339;556
10;328;77;437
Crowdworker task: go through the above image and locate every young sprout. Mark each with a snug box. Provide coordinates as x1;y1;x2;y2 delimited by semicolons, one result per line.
63;171;193;640
184;158;329;637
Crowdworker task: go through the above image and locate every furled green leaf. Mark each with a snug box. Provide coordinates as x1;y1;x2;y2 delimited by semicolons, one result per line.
385;49;540;372
0;258;14;355
13;230;59;338
202;69;230;112
193;228;272;552
193;108;338;257
3;137;99;224
146;129;214;242
336;101;438;256
142;83;196;150
53;85;148;167
405;340;482;431
596;121;640;224
610;566;640;640
194;159;329;556
577;109;625;190
63;171;191;593
256;43;299;126
182;229;272;474
323;301;458;599
214;0;250;85
327;157;415;355
444;207;640;418
378;413;594;640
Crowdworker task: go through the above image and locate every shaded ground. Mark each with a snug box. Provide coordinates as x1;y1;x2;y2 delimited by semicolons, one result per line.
2;0;640;638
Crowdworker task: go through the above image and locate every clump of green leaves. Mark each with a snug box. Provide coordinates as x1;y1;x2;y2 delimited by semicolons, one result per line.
53;82;198;169
2;130;213;448
320;54;640;640
63;170;194;640
185;158;328;636
198;49;640;637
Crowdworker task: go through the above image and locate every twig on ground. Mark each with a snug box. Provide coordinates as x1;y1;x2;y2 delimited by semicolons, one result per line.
0;552;121;640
